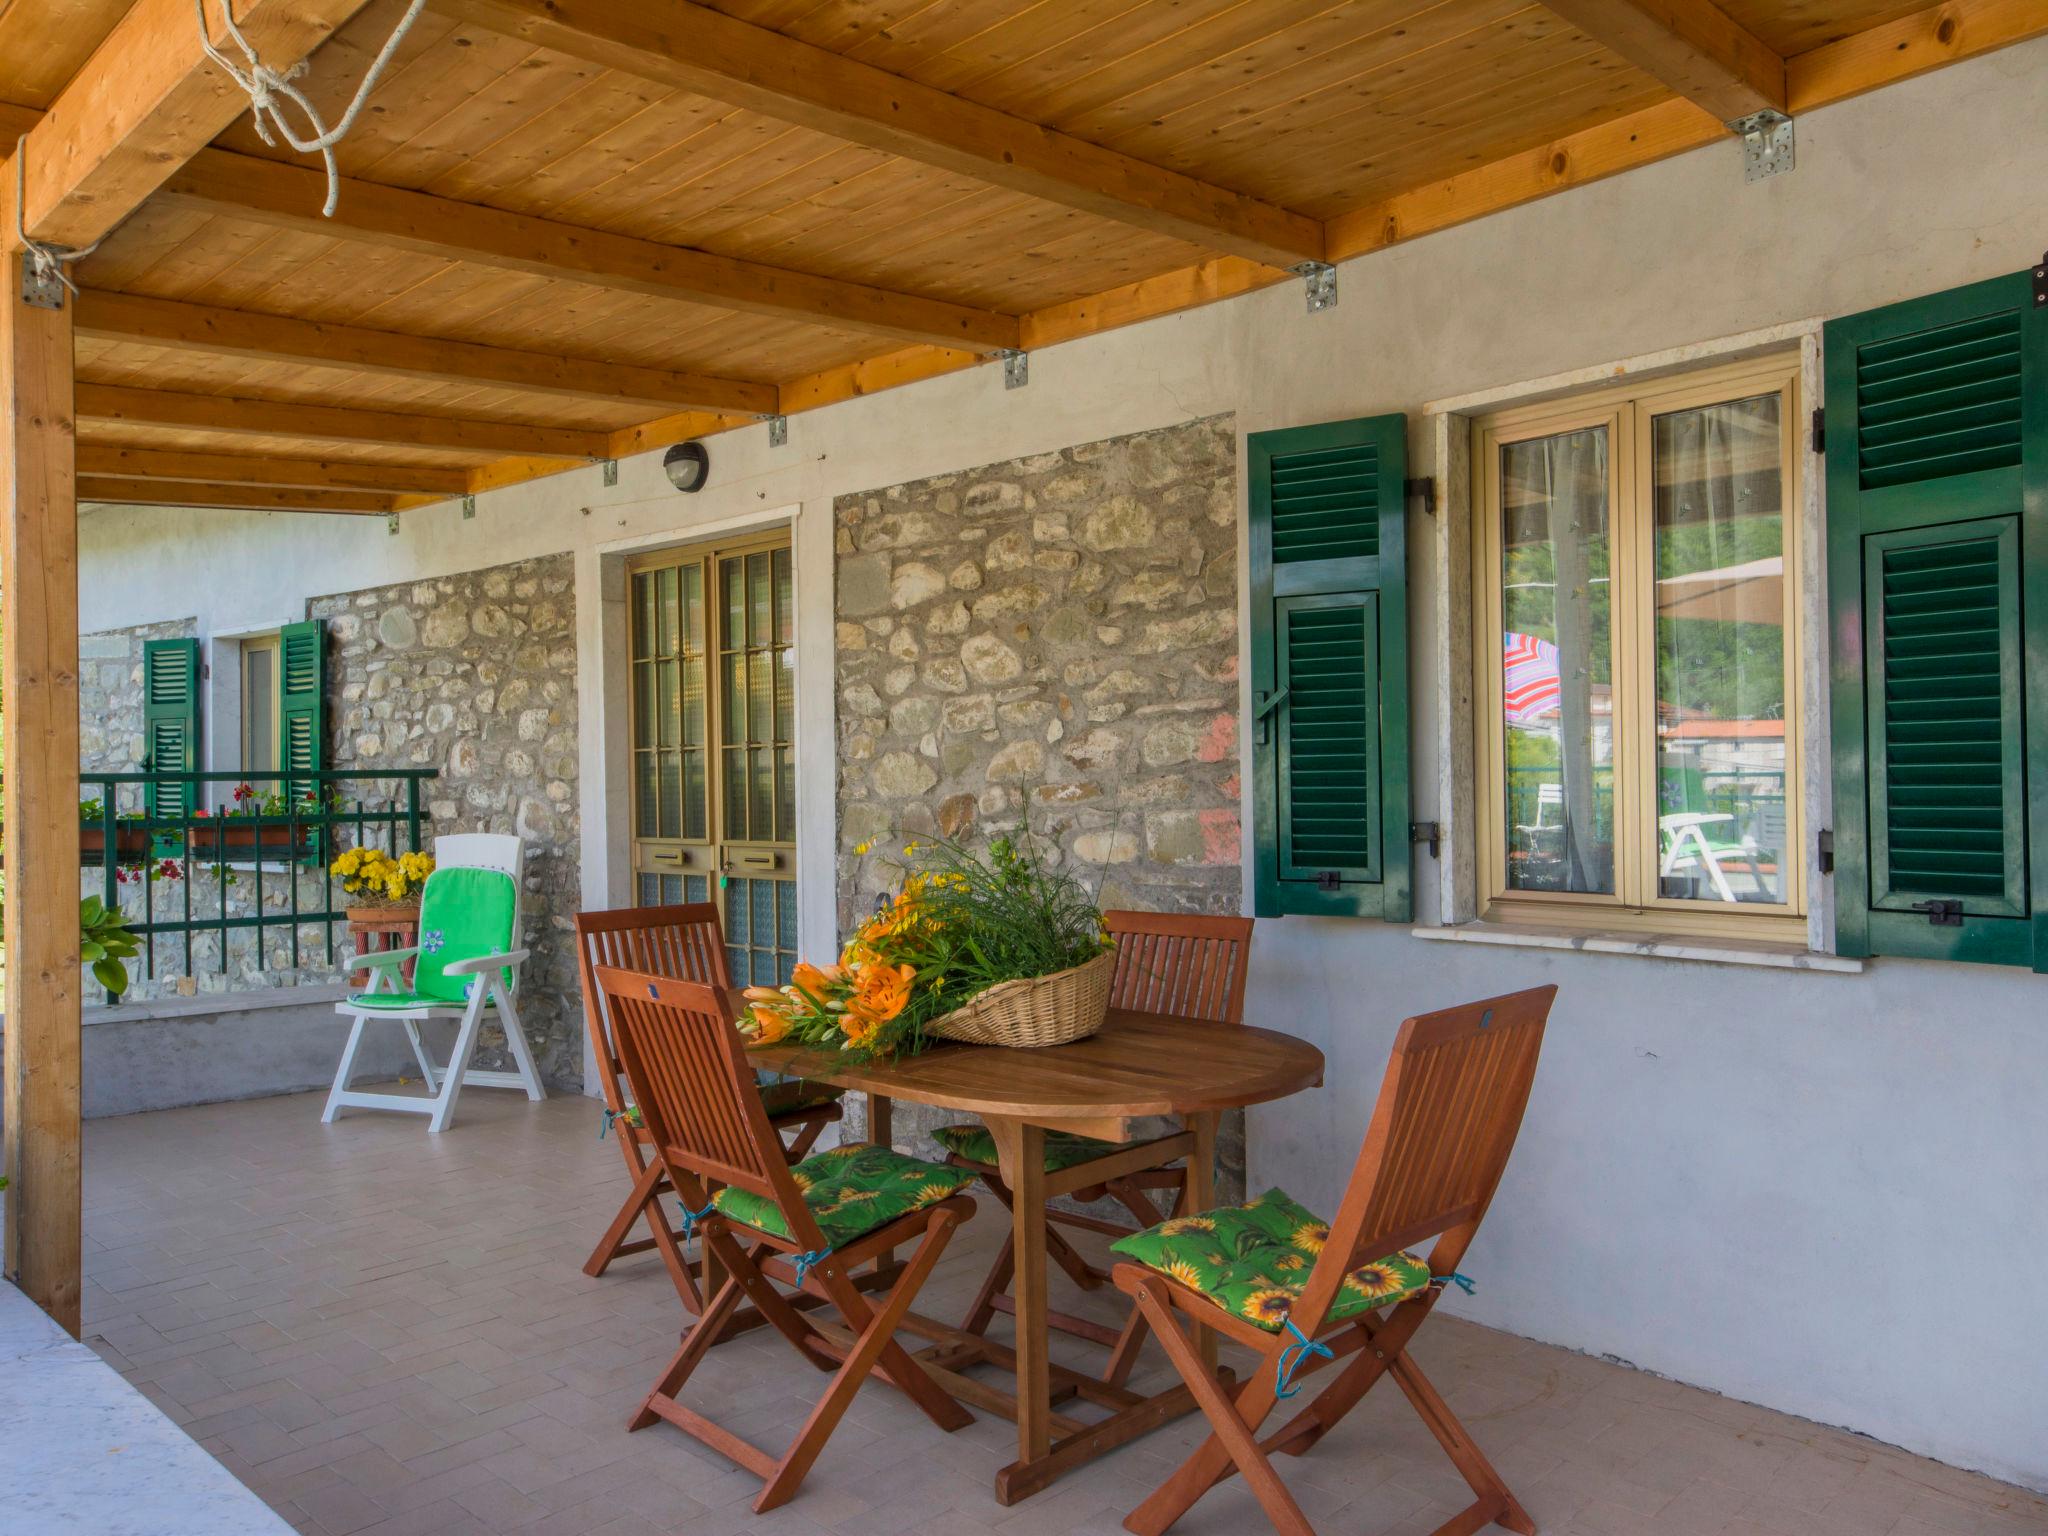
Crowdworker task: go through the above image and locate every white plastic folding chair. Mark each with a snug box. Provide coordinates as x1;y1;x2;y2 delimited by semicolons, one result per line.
325;833;545;1132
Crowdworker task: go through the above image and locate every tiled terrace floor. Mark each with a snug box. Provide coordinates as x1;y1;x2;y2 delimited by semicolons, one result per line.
79;1090;2047;1536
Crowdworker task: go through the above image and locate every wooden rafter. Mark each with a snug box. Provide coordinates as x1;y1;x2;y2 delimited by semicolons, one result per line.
74;291;779;415
1787;0;2048;110
155;150;1022;355
74;383;609;460
1540;0;1785;122
77;476;400;514
18;0;376;248
75;445;469;495
431;0;1323;269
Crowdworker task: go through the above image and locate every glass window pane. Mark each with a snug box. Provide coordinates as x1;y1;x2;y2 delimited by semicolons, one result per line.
774;649;795;745
749;552;770;647
1500;426;1615;895
681;561;704;659
631;571;656;659
775;746;794;842
724;557;744;649
724;748;746;839
635;754;659;838
655;566;677;657
773;547;794;647
683;751;707;841
657;753;681;839
243;645;276;774
1653;393;1787;904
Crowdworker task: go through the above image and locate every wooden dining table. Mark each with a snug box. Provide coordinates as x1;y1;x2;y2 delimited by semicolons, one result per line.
749;1006;1324;1504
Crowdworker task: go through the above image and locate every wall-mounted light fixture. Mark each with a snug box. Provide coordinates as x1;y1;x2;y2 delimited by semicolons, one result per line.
663;441;710;493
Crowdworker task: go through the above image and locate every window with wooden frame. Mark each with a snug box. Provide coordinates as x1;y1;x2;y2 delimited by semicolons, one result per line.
1472;355;1805;940
239;633;281;778
627;534;798;986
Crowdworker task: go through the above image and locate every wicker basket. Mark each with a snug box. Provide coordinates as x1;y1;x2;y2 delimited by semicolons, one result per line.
927;950;1114;1048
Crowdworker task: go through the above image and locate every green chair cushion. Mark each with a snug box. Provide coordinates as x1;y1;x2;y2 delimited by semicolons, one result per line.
349;990;496;1012
712;1144;975;1251
933;1123;1119;1174
412;865;518;1003
1111;1186;1434;1332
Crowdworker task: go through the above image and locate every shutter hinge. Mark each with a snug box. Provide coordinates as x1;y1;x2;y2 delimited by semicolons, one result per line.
1405;476;1436;515
1816;828;1833;875
1911;899;1963;928
1809;406;1825;455
2034;252;2047;307
1410;821;1441;859
1316;870;1343;891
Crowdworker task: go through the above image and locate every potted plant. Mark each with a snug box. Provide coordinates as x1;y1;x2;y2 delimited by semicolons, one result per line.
331;846;435;987
186;782;332;857
740;835;1114;1060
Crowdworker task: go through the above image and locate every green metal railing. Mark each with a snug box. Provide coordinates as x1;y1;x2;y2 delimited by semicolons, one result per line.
66;768;437;999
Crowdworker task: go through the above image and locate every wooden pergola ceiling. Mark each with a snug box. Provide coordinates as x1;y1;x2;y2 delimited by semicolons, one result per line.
4;0;2042;518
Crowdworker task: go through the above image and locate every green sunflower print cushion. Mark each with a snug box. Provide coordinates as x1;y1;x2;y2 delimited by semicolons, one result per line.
712;1144;975;1251
1111;1186;1433;1332
933;1123;1119;1174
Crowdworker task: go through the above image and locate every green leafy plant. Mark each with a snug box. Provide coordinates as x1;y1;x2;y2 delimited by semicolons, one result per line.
80;896;139;997
740;833;1110;1061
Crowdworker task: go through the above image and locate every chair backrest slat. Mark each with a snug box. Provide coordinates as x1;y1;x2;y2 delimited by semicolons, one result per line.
575;904;733;1111
1320;986;1555;1295
594;966;788;1202
1103;910;1254;1026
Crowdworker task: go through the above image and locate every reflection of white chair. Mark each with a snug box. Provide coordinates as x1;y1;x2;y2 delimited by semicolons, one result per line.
325;833;545;1133
1659;814;1763;904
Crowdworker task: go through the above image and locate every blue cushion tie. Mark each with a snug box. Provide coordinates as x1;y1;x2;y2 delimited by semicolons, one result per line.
1275;1318;1333;1400
676;1199;717;1241
791;1248;831;1287
599;1107;620;1140
1433;1271;1477;1295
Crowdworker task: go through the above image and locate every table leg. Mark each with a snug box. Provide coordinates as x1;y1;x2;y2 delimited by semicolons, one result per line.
1187;1111;1218;1371
868;1093;895;1275
987;1117;1050;1465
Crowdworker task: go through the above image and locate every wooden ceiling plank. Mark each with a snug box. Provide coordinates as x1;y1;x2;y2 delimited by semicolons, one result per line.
73;289;778;414
427;0;1325;266
1538;0;1786;121
74;382;610;459
77;476;402;514
75;444;470;494
19;0;379;248
1785;0;2048;111
154;148;1019;351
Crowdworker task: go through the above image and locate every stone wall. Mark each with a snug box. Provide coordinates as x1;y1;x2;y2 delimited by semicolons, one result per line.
79;617;196;775
313;554;583;1085
834;414;1246;1191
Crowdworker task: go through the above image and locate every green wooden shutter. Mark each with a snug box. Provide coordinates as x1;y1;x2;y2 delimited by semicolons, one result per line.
278;620;326;805
1249;415;1410;920
141;638;200;822
1825;265;2046;967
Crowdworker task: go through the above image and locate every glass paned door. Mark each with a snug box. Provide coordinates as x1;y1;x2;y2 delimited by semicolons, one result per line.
628;537;797;984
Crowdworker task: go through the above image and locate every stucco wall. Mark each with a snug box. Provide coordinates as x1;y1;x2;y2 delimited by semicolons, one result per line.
70;40;2048;1489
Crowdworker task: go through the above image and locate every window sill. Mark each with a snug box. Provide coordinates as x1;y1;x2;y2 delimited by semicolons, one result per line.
1411;922;1862;974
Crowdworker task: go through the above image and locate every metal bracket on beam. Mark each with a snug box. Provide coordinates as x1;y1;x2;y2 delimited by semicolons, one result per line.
997;349;1028;389
386;514;400;535
766;414;788;448
1730;110;1794;182
1405;476;1437;515
20;257;67;311
1290;261;1337;313
462;494;476;520
601;458;619;488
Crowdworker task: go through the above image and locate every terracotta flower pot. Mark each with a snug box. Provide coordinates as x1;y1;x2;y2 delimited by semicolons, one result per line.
348;903;421;989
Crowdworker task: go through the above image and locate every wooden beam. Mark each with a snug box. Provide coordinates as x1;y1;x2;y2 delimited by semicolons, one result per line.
74;446;470;495
432;0;1324;268
19;0;376;248
75;383;609;460
1786;0;2048;112
1540;0;1785;121
77;477;403;514
156;150;1021;355
74;291;778;415
0;244;83;1338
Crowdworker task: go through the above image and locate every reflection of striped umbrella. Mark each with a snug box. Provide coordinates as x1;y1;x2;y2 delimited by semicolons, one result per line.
1504;632;1561;724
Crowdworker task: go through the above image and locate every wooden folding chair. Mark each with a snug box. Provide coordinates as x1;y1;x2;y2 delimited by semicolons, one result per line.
1108;984;1556;1536
594;965;978;1513
575;903;844;1308
939;911;1253;1380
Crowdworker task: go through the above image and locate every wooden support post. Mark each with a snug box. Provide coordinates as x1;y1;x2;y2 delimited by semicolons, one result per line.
0;243;83;1336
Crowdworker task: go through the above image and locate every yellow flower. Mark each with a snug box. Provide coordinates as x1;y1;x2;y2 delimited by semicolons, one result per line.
1158;1216;1216;1236
1344;1263;1410;1302
1290;1221;1329;1255
789;1167;813;1192
1274;1253;1308;1272
913;1181;955;1204
1241;1288;1296;1325
853;841;873;855
1164;1258;1208;1290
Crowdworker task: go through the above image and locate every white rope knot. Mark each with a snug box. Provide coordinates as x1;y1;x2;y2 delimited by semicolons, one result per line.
196;0;424;218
